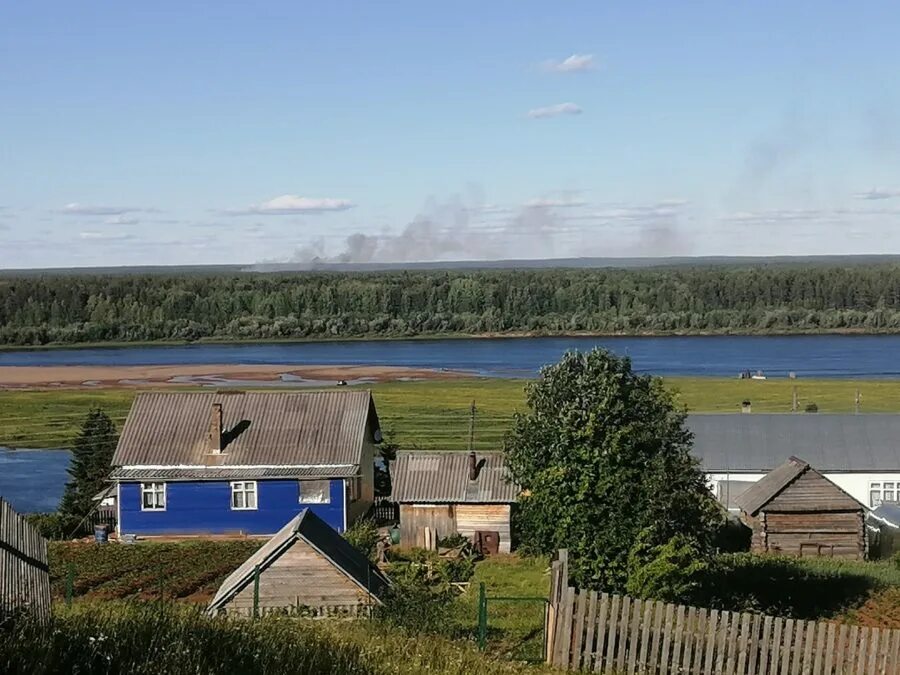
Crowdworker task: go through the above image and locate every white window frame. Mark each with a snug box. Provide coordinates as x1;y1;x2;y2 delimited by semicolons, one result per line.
870;481;898;507
298;479;331;504
231;481;258;511
140;482;166;511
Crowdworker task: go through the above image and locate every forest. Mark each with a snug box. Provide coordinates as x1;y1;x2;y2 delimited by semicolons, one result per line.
2;264;900;345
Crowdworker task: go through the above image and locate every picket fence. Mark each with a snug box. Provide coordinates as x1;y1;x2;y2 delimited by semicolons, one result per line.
546;550;900;674
0;496;51;621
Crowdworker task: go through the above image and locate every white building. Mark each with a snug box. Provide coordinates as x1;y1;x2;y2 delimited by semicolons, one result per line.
688;413;900;511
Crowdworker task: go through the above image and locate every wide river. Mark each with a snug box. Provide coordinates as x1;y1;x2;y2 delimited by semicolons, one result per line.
2;334;900;378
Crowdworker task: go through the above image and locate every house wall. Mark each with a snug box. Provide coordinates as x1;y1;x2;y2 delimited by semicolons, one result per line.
226;537;370;615
456;504;512;553
399;504;456;548
707;471;900;510
119;479;345;536
346;421;377;525
755;511;865;560
398;503;512;552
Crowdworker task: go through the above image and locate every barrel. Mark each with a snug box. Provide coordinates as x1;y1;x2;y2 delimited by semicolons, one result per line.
94;524;109;544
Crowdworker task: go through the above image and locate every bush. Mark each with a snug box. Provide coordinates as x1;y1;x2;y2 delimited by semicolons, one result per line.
375;562;459;635
626;533;709;603
26;513;79;541
343;519;380;563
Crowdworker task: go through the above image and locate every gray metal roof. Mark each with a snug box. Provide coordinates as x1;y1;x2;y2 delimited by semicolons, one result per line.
390;451;518;503
735;456;808;516
688;413;900;472
207;508;390;613
112;391;378;468
110;466;357;481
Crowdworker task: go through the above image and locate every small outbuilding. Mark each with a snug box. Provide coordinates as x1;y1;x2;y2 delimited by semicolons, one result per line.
391;451;517;553
207;508;390;617
735;456;867;560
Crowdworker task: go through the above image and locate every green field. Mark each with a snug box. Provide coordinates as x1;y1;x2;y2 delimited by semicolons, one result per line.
4;376;900;451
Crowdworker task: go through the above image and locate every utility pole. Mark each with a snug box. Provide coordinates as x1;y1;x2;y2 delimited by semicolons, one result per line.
855;389;861;415
792;386;798;413
467;400;477;452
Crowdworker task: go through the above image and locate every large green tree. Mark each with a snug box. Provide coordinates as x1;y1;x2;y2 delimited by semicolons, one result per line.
58;408;119;522
504;348;722;591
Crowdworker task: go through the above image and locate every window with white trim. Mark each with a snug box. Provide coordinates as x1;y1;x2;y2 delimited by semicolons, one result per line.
141;482;166;511
870;481;897;507
299;480;330;504
231;481;258;510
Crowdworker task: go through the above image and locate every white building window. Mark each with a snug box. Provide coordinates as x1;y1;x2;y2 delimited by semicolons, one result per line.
231;481;258;510
299;480;330;504
870;481;897;507
141;482;166;511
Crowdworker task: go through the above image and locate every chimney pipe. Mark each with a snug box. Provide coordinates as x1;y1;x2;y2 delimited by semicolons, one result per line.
209;403;223;453
468;451;478;481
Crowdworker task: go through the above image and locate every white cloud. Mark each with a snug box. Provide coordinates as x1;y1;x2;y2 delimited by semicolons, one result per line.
542;54;596;73
226;195;355;215
527;103;583;119
525;197;588;208
853;188;900;200
78;231;135;241
105;215;140;226
61;203;153;216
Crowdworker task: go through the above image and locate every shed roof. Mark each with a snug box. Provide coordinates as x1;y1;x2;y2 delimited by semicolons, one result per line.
112;391;378;469
207;508;390;613
735;456;864;516
390;451;518;503
688;413;900;472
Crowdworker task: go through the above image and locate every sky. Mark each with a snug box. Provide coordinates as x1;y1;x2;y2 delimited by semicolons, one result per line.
2;2;900;268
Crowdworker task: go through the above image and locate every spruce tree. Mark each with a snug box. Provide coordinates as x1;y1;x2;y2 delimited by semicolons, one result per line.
58;408;118;521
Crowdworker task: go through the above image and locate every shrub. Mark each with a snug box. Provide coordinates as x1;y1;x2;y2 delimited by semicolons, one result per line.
626;533;709;603
26;513;79;541
343;519;380;563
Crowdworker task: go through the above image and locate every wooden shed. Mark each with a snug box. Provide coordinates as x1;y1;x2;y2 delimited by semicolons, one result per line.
391;451;518;553
735;456;867;560
207;508;389;617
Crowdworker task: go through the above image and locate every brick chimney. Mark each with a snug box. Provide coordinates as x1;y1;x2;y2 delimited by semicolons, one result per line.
208;403;223;453
468;451;478;481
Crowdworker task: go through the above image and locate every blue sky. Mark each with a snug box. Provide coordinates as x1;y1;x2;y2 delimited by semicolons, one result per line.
2;2;900;267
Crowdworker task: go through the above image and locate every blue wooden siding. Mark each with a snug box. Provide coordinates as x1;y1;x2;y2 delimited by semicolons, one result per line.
119;479;345;536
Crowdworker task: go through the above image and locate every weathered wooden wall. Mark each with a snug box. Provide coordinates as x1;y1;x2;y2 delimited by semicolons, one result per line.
226;538;373;615
546;550;900;674
455;504;511;553
748;472;866;559
399;504;455;548
0;496;51;621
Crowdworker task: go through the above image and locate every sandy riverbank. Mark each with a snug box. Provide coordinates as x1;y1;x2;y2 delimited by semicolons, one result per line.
0;364;468;389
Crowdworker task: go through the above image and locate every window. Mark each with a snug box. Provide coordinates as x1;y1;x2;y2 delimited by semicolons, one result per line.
231;481;258;510
299;480;330;504
870;481;898;507
141;482;166;511
348;476;362;502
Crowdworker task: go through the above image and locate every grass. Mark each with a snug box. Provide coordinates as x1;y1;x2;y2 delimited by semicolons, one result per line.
5;376;900;451
0;602;557;675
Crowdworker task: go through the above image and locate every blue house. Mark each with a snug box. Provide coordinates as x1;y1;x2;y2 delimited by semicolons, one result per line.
110;390;380;537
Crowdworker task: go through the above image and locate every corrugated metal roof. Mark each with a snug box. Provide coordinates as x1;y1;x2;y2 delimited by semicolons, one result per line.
110;466;357;481
112;391;377;468
689;413;900;472
207;508;390;613
735;457;808;516
390;451;518;503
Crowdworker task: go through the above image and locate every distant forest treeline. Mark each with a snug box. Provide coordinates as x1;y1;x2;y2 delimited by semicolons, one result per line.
3;266;900;345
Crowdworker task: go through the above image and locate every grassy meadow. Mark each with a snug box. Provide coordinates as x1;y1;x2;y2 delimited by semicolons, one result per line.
4;376;900;451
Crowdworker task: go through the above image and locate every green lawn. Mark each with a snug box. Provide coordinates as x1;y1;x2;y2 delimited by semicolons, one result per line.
4;376;900;450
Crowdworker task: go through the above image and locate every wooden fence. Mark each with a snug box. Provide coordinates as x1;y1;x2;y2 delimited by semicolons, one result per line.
0;496;51;621
547;550;900;674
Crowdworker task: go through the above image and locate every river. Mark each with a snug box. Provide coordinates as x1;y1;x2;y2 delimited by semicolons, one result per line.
0;448;71;514
1;334;900;378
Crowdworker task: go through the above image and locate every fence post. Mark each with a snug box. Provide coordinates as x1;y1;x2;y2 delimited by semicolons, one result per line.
65;564;75;606
546;549;568;664
252;564;261;619
478;582;488;651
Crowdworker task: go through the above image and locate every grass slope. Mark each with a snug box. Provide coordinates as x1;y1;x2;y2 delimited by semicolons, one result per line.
5;377;900;451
